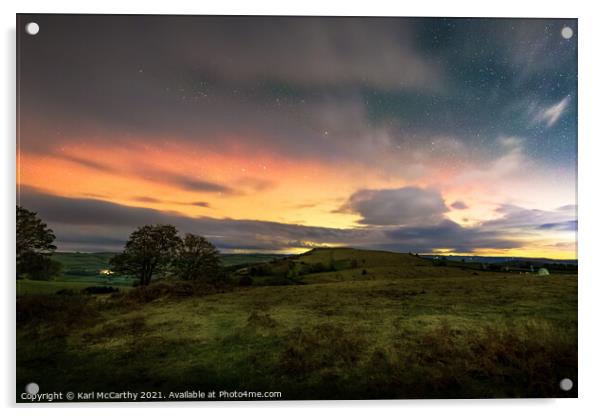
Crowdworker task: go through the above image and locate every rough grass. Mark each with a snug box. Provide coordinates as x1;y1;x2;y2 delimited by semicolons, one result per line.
17;279;134;295
16;261;577;401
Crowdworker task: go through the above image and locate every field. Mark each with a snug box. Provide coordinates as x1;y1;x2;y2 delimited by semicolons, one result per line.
16;252;285;296
16;248;577;400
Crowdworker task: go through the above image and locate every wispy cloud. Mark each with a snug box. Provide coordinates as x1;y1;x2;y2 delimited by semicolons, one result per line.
533;96;571;128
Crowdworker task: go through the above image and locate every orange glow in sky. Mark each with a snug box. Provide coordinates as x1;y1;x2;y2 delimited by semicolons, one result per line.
17;136;577;258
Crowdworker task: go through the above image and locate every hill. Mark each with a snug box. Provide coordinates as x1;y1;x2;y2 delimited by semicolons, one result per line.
230;247;496;286
297;247;430;267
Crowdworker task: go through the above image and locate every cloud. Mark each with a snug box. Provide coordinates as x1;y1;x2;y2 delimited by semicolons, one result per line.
19;187;525;254
151;172;232;194
189;17;442;90
132;196;210;207
384;220;521;253
19;187;576;256
498;136;523;150
450;201;468;210
533;96;571;128
235;177;275;192
18;187;371;251
60;154;119;173
16;16;577;258
338;187;449;226
556;204;577;212
538;220;577;231
482;204;577;233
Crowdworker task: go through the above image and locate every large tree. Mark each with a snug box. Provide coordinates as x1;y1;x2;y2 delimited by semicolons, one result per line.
110;224;181;286
174;233;223;282
16;206;58;279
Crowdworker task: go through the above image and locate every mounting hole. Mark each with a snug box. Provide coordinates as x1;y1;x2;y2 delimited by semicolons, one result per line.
25;22;40;36
561;26;573;40
559;378;573;391
25;382;39;395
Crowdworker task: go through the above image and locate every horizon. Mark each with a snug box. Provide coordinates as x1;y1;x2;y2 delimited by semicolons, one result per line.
51;247;578;262
17;15;577;259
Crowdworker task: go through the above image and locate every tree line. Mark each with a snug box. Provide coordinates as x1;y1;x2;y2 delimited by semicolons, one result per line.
110;224;223;285
16;206;224;285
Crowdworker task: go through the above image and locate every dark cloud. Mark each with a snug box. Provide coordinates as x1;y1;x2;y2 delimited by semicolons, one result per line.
450;201;469;210
384;219;521;253
338;187;449;226
538;220;577;231
52;152;234;195
188;201;211;208
149;172;232;194
17;16;440;158
132;196;210;207
60;154;119;173
18;187;371;251
484;204;576;231
132;196;164;203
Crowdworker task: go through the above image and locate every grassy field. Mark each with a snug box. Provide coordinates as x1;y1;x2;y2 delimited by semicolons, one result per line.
17;252;286;296
16;248;577;400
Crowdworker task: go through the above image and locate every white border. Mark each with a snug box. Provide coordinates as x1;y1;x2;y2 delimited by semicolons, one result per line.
2;1;602;415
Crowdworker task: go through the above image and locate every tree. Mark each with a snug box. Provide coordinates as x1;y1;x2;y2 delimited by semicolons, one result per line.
18;251;63;281
110;225;181;286
174;233;223;281
16;206;57;279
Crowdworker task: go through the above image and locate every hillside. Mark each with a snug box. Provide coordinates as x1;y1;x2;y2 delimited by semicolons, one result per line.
297;247;431;268
235;247;497;286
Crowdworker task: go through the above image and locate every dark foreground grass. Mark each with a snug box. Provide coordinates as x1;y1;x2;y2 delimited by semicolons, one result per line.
16;272;577;401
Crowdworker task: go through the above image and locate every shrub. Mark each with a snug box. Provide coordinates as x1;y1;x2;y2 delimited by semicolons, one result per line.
17;294;99;327
239;275;253;286
18;252;62;281
298;262;329;275
55;289;76;296
248;263;273;276
81;286;120;295
125;280;233;303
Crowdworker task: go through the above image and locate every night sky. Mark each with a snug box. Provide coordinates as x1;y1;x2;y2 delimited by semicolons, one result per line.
17;15;578;257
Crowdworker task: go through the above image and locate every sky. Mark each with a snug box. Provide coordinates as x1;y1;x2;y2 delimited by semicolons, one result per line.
17;15;577;258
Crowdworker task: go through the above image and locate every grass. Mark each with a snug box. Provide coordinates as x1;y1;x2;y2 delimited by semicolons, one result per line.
16;279;134;295
16;248;577;401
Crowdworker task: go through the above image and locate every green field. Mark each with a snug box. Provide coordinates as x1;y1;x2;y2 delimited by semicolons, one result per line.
16;248;577;400
17;252;286;296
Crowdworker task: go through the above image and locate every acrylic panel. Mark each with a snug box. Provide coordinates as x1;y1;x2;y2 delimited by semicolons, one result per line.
16;14;578;402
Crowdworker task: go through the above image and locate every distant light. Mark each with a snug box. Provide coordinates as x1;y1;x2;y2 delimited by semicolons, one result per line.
561;26;574;40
